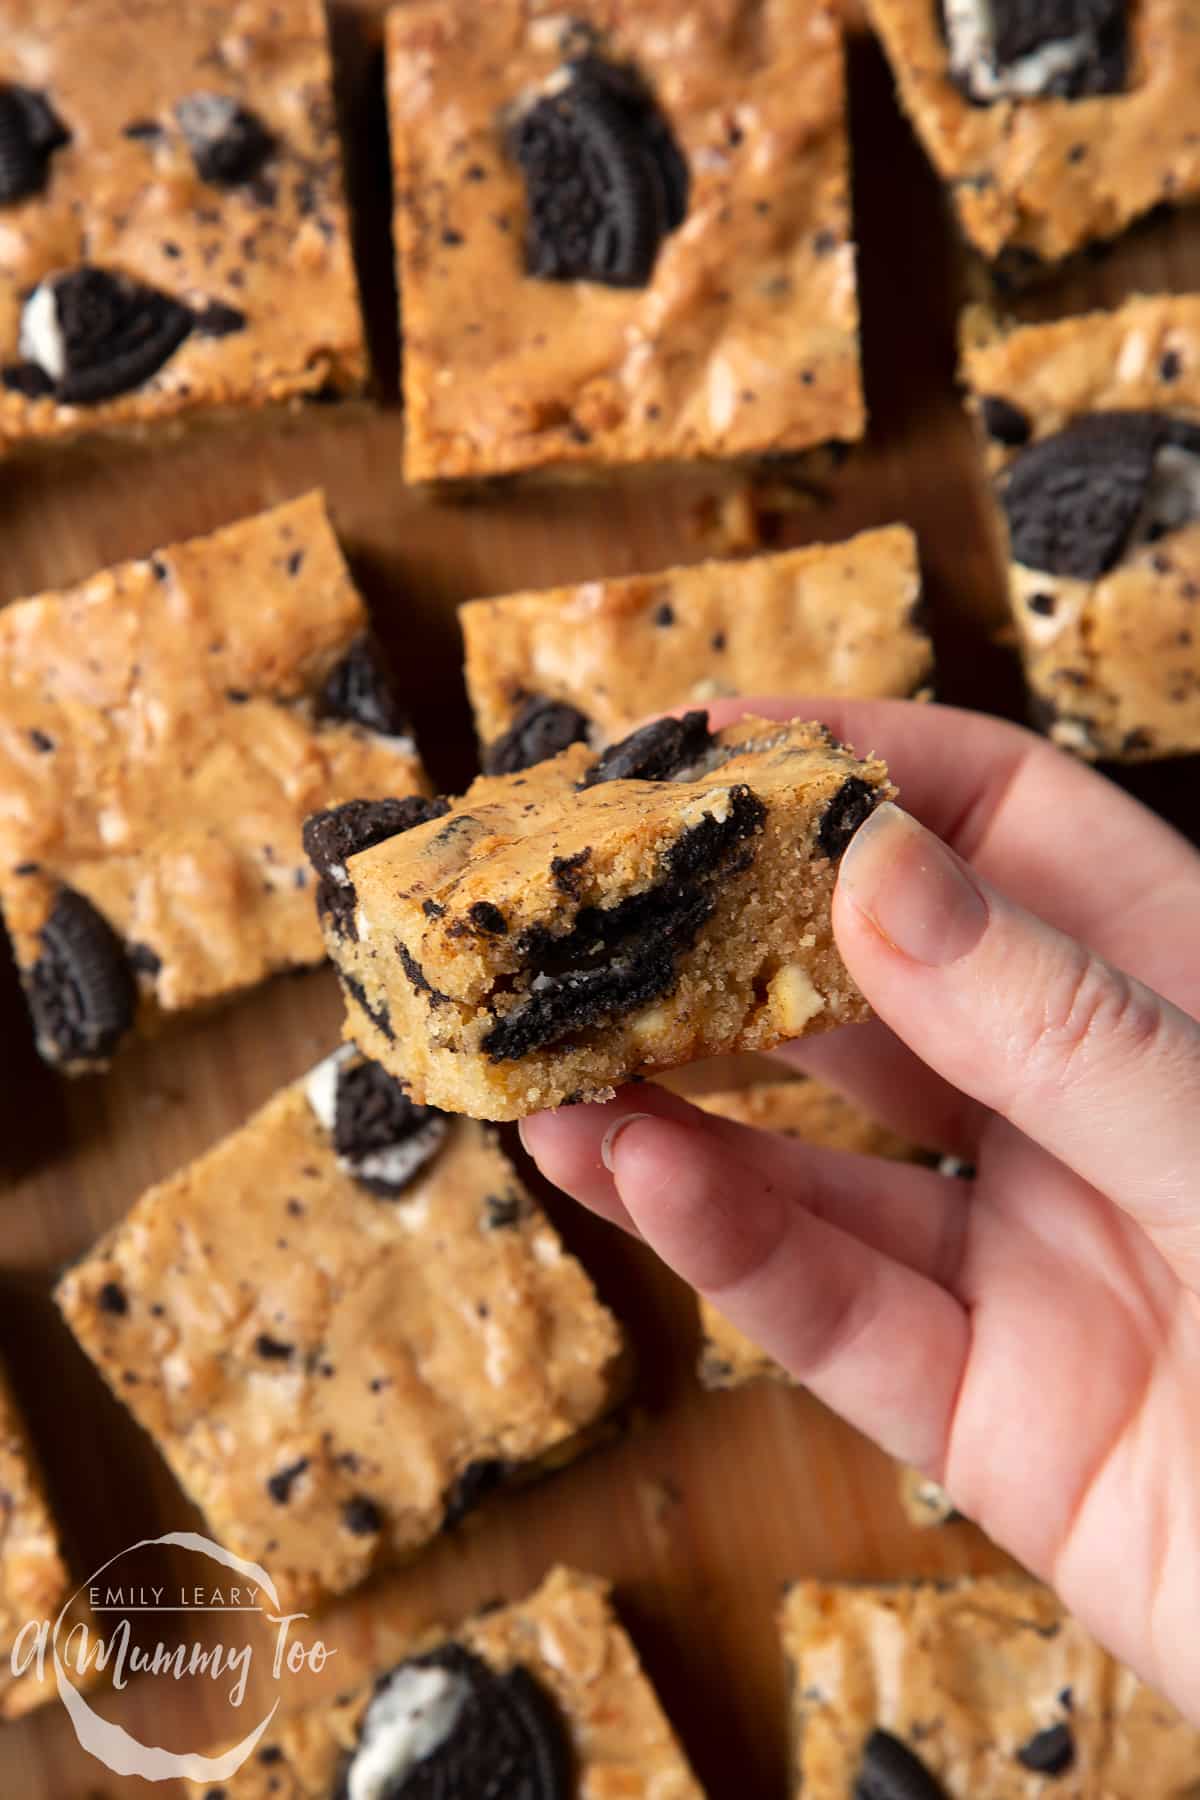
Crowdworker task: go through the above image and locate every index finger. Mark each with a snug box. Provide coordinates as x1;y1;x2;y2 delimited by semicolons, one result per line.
704;697;1200;1014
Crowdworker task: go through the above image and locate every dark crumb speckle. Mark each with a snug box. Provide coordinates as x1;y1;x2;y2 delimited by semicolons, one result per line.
812;227;837;255
254;1334;293;1360
123;119;163;141
1028;592;1056;615
266;1458;309;1504
422;898;445;917
226;688;250;704
550;846;591;896
286;549;305;575
1160;349;1182;381
259;1747;284;1765
442;228;464;246
654;601;675;626
711;631;726;651
469;900;507;935
28;729;54;752
485;1191;524;1230
98;1282;128;1317
342;1495;384;1536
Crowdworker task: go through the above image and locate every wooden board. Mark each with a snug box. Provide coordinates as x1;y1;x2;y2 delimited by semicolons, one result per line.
1;14;1198;1797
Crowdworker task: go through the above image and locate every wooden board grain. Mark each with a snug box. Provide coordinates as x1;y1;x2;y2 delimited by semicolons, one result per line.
1;13;1198;1798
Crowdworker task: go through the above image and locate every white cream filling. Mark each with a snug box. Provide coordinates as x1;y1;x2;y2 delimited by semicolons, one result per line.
944;0;1093;101
348;1664;469;1800
18;281;64;379
351;1117;448;1189
1128;444;1200;549
303;1047;352;1133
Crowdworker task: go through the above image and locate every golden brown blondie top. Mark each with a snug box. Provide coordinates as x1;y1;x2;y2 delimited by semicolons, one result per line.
0;0;364;451
388;0;862;478
0;491;426;1069
462;526;929;764
188;1568;703;1796
57;1057;627;1614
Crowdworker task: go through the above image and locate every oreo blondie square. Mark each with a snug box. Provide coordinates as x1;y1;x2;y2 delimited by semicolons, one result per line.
187;1568;702;1797
0;1362;69;1721
961;294;1200;760
56;1052;627;1614
782;1576;1200;1796
387;0;863;480
462;526;932;772
0;0;364;454
0;492;426;1072
690;1081;921;1390
866;0;1200;266
309;716;893;1120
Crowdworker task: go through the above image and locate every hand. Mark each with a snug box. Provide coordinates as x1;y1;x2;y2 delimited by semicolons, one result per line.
521;697;1200;1722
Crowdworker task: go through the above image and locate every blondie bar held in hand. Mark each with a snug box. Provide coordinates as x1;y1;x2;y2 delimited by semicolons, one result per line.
462;526;931;771
57;1052;626;1613
782;1576;1200;1797
0;0;364;455
386;0;862;479
0;492;426;1071
309;715;892;1119
961;295;1200;761
187;1567;702;1798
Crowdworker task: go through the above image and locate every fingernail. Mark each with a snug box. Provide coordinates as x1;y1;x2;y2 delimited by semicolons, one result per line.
837;802;988;967
601;1113;653;1173
516;1119;531;1155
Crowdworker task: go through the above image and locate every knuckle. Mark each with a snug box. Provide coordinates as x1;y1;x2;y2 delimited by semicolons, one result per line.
1025;950;1161;1086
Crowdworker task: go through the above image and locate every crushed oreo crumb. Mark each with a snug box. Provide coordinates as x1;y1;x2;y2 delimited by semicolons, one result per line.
342;1495;384;1536
1016;1722;1074;1776
319;635;411;739
266;1458;309;1505
980;394;1032;446
468;901;508;935
443;1458;512;1528
484;695;591;775
854;1727;948;1799
332;1057;447;1196
0;85;70;205
176;93;273;186
550;847;591;896
254;1335;294;1360
97;1281;129;1317
26;886;137;1066
581;710;714;786
817;776;880;860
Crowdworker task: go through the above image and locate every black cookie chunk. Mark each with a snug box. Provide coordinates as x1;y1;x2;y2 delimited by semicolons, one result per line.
509;51;689;288
333;1057;447;1196
817;775;881;860
442;1457;512;1528
581;710;714;786
0;85;69;204
484;695;592;775
483;784;765;1061
26;887;137;1066
1016;1721;1075;1775
10;267;194;404
319;635;411;739
176;93;273;186
990;0;1126;98
854;1728;949;1800
979;394;1031;446
342;1644;570;1800
304;795;449;937
1001;411;1164;581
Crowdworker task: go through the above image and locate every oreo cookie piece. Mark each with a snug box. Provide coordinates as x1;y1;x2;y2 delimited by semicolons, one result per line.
854;1728;949;1800
979;394;1031;446
509;52;689;287
303;795;449;938
319;635;411;739
327;1054;447;1196
341;1644;570;1800
1000;411;1164;580
11;267;193;404
0;85;70;205
817;775;880;860
941;0;1126;104
580;710;714;786
176;93;273;186
484;695;592;775
25;886;137;1067
1016;1721;1075;1775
